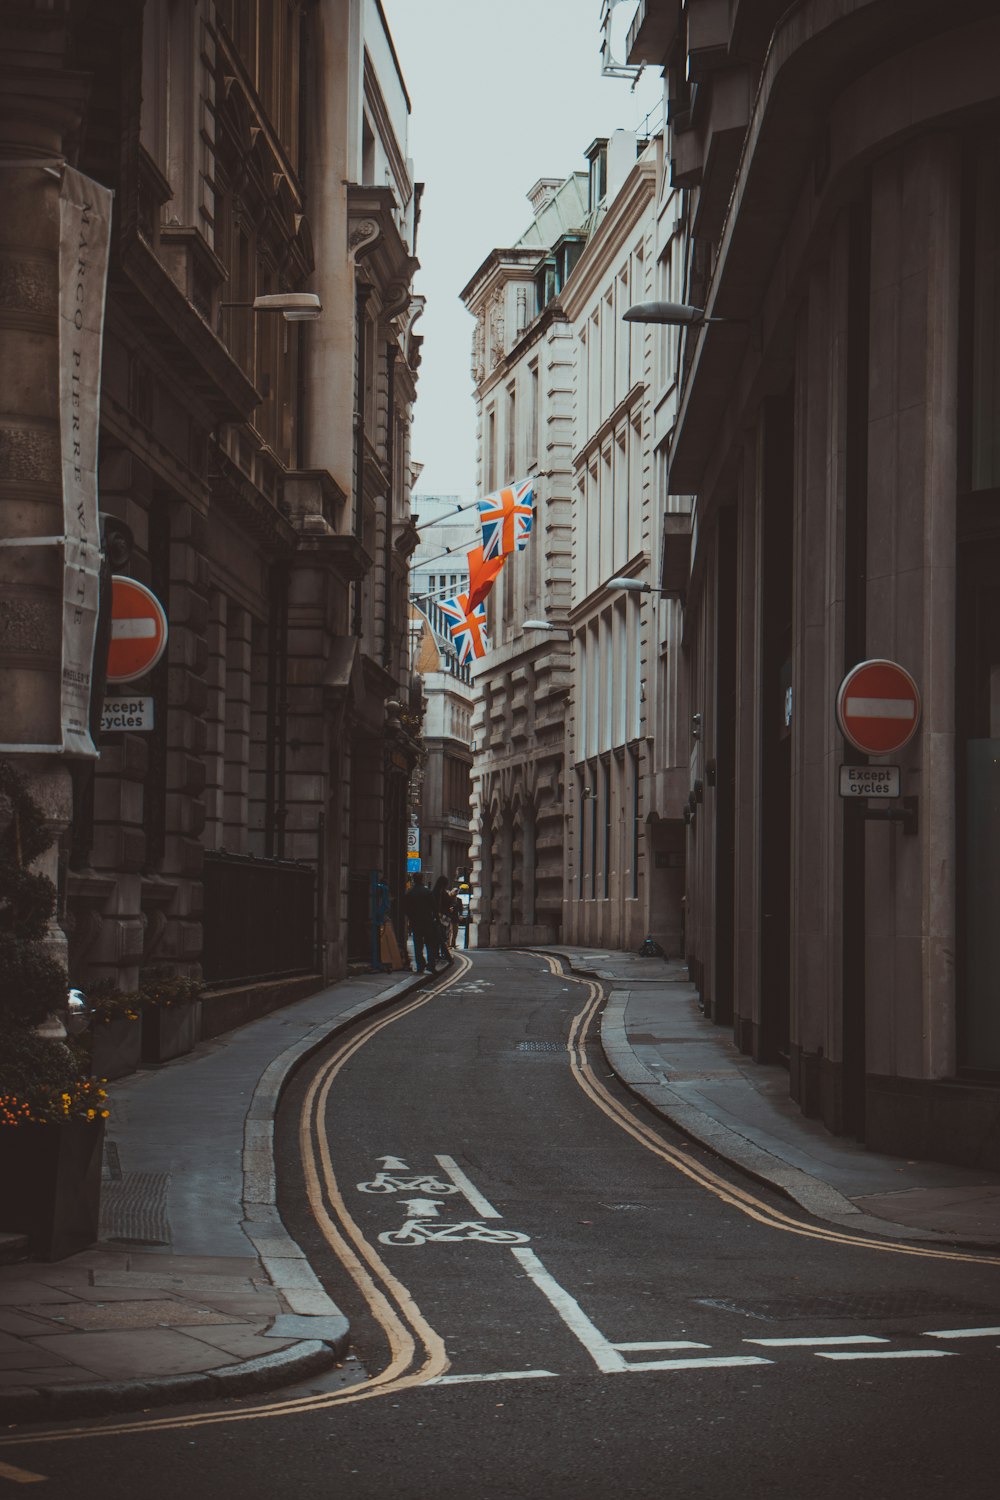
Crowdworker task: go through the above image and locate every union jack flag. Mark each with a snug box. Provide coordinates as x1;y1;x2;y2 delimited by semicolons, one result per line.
438;591;489;664
477;479;534;562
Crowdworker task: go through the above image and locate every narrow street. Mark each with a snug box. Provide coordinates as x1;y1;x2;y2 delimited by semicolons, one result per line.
4;951;999;1498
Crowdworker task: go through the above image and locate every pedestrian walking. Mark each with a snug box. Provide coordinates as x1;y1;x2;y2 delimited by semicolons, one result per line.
404;872;439;974
431;874;456;965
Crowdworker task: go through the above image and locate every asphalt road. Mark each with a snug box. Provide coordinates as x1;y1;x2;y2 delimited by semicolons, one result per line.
4;949;1000;1498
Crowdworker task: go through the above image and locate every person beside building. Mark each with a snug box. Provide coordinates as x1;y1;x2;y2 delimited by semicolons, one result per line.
404;873;440;975
431;874;457;962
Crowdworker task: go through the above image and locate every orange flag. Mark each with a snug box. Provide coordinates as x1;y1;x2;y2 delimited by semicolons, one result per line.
466;544;504;611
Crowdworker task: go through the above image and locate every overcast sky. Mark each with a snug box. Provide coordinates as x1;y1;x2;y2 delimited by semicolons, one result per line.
380;1;662;500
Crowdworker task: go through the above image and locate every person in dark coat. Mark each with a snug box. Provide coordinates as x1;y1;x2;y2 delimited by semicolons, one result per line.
431;875;456;964
404;872;439;974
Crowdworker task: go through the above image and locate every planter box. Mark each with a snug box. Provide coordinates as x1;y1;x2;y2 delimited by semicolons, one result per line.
0;1117;105;1261
140;1000;199;1064
90;1012;142;1081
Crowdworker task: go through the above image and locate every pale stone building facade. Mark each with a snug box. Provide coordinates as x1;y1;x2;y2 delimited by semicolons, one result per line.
461;176;586;945
559;130;687;954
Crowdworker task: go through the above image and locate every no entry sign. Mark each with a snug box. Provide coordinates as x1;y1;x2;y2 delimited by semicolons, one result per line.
106;576;168;684
836;659;920;756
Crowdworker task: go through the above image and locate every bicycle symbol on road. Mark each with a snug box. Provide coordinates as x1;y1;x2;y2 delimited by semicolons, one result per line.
359;1167;458;1196
379;1215;530;1247
359;1156;530;1249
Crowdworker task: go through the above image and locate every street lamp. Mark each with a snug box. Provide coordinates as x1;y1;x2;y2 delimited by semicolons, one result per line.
607;577;667;594
522;618;574;635
622;300;708;326
220;292;323;322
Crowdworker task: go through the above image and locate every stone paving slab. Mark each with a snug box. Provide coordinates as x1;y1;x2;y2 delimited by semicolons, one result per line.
26;1299;236;1332
26;1328;228;1379
0;965;426;1423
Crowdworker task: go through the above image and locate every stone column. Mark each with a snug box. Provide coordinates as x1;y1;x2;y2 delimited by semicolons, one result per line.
0;17;90;988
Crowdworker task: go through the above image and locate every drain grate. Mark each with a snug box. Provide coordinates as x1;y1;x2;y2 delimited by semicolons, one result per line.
695;1292;1000;1322
516;1040;564;1052
100;1171;172;1246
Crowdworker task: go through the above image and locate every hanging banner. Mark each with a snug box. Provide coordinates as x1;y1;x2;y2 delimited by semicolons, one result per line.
58;166;112;756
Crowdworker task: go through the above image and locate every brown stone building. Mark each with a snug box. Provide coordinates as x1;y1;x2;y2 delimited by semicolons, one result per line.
0;0;422;1012
628;0;1000;1165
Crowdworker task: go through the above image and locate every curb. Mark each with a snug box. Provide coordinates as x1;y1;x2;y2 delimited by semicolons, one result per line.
534;949;1000;1253
0;1340;334;1423
2;968;432;1427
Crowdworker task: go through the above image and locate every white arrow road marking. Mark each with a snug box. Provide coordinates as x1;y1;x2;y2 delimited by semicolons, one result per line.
378;1156;410;1170
110;618;157;638
924;1326;1000;1339
815;1350;956;1361
845;696;914;719
510;1247;627;1374
746;1335;889;1347
0;1461;47;1484
435;1154;502;1218
614;1341;710;1351
427;1370;557;1385
401;1198;444;1218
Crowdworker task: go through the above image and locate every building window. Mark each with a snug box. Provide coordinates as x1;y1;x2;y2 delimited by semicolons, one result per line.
630;746;639;900
602;758;611;899
527;361;539;465
535;258;557;313
506;382;517;481
586;139;608;212
486;407;497;492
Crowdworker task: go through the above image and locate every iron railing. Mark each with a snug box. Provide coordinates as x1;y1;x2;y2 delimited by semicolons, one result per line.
202;850;317;984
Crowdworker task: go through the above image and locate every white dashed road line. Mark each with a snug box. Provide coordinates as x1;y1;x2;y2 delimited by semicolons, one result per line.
815;1350;957;1361
924;1326;1000;1339
745;1336;889;1348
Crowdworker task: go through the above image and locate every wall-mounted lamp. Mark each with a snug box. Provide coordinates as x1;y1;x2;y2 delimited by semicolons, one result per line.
622;300;751;328
623;300;709;327
607;576;670;595
522;618;574;636
220;292;323;322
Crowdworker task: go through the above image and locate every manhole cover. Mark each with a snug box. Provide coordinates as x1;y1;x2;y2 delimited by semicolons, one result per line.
516;1040;564;1052
100;1171;171;1246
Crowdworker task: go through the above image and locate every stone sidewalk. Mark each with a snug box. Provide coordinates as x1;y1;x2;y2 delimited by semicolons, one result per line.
538;945;1000;1249
0;964;427;1423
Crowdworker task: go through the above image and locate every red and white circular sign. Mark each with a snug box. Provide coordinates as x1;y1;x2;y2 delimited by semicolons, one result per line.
836;658;920;756
106;576;168;684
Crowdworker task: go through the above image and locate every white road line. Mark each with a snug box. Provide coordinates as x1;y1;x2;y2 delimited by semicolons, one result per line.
614;1340;710;1351
0;1461;47;1485
924;1326;1000;1339
626;1356;772;1373
815;1350;956;1361
745;1336;889;1347
435;1154;502;1219
510;1246;627;1373
427;1370;557;1385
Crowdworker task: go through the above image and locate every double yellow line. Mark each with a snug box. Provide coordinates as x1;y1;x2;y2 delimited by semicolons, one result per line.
0;959;471;1448
6;949;995;1453
553;954;1000;1269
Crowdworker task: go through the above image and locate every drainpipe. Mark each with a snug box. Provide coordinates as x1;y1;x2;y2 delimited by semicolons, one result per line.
352;282;370;638
383;343;396;669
